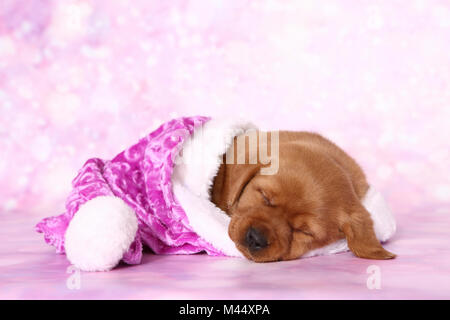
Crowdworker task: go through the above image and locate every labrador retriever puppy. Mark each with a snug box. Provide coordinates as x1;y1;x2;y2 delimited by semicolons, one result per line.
211;130;396;262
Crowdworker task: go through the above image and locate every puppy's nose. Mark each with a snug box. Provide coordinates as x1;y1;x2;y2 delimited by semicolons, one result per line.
245;227;268;251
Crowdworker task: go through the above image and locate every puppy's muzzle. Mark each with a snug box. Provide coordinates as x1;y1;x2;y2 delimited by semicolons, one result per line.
245;227;268;252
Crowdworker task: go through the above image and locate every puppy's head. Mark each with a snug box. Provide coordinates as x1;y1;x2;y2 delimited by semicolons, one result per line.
211;134;395;262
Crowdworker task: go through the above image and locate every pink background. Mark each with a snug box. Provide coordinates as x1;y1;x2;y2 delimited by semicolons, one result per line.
1;0;449;299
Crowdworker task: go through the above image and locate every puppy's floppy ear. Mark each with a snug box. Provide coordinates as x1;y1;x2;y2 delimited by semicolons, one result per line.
212;161;261;212
226;164;261;207
341;205;396;260
211;134;262;212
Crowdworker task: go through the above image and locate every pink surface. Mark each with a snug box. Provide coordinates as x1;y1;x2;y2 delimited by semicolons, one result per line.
1;211;450;299
1;1;449;299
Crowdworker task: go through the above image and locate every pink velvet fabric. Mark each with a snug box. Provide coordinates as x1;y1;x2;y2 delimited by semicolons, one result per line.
35;116;224;265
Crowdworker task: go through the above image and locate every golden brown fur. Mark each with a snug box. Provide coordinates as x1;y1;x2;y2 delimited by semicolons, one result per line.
211;131;396;262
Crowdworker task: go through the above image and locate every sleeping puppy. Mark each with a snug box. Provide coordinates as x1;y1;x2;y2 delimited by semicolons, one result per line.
211;131;396;262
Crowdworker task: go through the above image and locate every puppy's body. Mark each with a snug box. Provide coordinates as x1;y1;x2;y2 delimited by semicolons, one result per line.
211;131;395;262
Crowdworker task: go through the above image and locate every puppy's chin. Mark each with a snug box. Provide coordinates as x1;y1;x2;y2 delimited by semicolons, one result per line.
228;214;291;262
235;243;282;262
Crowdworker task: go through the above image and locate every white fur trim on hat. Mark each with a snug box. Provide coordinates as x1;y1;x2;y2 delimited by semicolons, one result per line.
64;196;138;272
172;118;256;257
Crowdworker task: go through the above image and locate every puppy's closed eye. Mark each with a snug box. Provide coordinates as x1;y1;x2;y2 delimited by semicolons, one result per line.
294;228;314;237
258;189;275;207
290;220;314;237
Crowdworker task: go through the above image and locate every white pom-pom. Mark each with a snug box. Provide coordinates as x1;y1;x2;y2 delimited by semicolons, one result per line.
64;196;138;272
